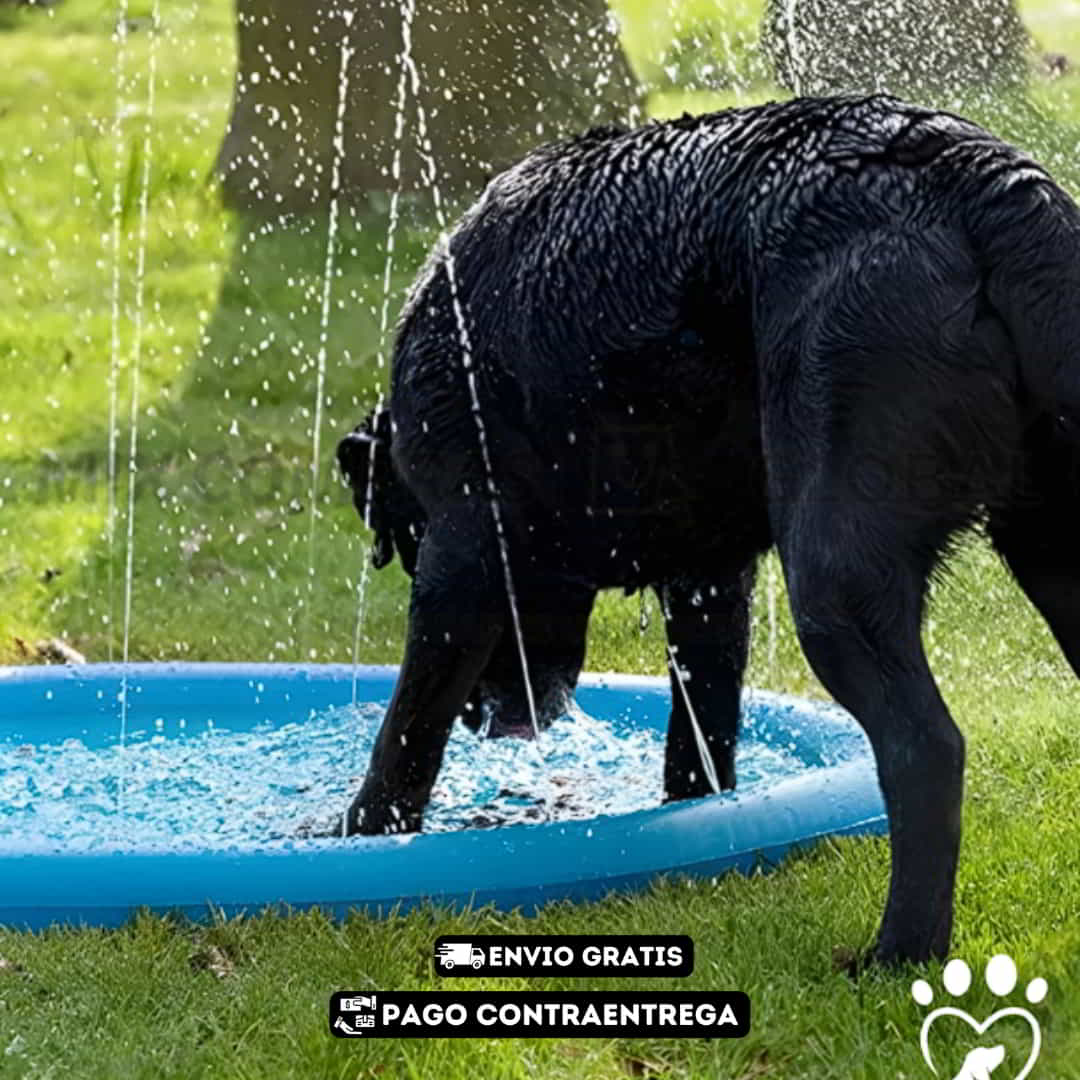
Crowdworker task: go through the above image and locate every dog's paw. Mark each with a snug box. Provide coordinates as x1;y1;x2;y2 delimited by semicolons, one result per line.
345;789;423;836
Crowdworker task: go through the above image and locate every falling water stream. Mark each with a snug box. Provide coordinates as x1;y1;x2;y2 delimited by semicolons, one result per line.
304;7;355;657
348;0;419;713
105;5;130;665
92;0;754;836
783;0;805;94
116;1;161;815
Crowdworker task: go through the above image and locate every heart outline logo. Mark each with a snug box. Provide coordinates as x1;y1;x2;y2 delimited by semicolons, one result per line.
919;1006;1041;1080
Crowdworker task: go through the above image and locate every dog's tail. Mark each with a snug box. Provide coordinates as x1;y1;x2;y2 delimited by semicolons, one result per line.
336;407;426;575
967;161;1080;421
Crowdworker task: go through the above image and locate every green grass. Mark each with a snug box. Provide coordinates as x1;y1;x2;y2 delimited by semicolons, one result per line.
2;0;1080;1076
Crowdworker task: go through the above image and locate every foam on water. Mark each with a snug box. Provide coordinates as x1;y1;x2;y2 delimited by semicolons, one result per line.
0;703;809;855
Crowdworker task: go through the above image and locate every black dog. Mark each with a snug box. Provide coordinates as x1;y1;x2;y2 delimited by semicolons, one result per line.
339;94;1080;967
340;405;746;745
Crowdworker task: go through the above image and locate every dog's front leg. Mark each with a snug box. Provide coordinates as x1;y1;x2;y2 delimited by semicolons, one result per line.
658;563;756;802
347;505;504;835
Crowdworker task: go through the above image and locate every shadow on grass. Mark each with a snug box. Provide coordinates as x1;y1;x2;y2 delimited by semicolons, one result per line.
10;201;444;664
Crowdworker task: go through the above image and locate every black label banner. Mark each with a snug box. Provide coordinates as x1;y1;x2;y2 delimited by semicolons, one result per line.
330;991;749;1039
433;934;694;977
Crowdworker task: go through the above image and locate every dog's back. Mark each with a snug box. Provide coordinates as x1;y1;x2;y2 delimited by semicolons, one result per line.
390;95;1080;524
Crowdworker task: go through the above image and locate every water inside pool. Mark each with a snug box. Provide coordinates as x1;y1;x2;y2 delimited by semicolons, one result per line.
0;703;808;854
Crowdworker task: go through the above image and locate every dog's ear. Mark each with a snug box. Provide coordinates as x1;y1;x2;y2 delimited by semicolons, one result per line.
337;412;395;569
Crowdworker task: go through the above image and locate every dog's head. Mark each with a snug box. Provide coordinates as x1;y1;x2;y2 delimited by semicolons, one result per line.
337;408;425;576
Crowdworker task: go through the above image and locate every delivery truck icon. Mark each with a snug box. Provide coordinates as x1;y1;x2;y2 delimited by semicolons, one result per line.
436;942;484;970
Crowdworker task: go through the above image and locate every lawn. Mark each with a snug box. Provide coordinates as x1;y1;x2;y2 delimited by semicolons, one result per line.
2;0;1080;1076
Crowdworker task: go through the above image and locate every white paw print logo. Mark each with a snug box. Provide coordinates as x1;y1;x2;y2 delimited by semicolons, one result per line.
912;954;1048;1080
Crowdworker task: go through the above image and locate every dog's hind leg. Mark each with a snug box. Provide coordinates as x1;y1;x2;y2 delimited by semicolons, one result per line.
659;562;757;801
755;230;1018;964
346;502;505;835
989;422;1080;676
469;580;596;738
772;495;962;964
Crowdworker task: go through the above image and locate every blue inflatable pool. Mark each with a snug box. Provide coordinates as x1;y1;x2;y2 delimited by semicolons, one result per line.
0;663;886;930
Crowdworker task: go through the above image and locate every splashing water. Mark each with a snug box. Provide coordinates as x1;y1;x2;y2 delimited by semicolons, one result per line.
304;7;355;659
118;0;161;812
783;0;805;95
348;0;419;714
105;3;130;664
598;7;643;128
75;0;766;831
374;1;416;366
0;701;810;854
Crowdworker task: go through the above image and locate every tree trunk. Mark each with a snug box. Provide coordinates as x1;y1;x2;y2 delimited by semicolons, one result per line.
763;0;1030;97
214;0;641;213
